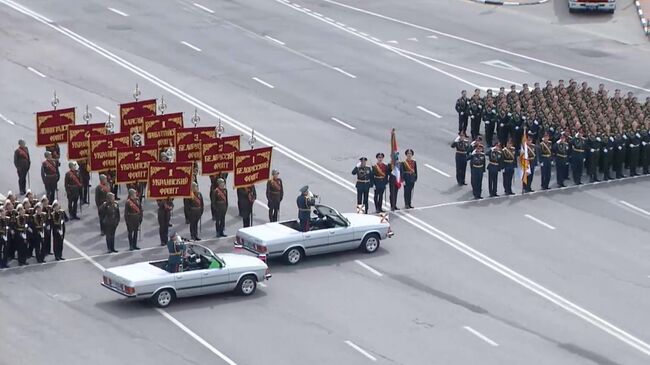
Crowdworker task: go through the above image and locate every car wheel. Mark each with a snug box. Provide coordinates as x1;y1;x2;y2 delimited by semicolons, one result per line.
283;247;304;265
361;234;380;253
236;275;257;296
152;289;175;308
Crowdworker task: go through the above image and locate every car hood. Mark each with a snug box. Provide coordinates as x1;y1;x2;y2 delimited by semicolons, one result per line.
341;213;384;227
238;223;300;241
219;253;267;269
105;262;168;284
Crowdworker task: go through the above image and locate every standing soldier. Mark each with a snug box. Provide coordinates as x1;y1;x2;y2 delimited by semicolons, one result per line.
627;122;641;177
46;143;61;160
95;174;110;235
468;144;486;200
469;89;483;140
79;160;90;205
502;139;516;195
455;90;470;134
553;132;570;187
451;132;469;186
297;186;315;232
539;132;553;190
124;189;142;251
29;203;47;263
157;198;173;245
403;149;418;209
13;139;31;196
40;196;52;256
99;193;120;253
41;151;60;203
487;142;502;197
601;126;614;181
266;169;284;222
388;155;402;211
211;178;228;237
50;200;68;261
64;161;82;220
641;121;650;175
570;130;586;185
586;126;602;183
483;100;498;147
0;207;8;268
613;127;626;179
352;157;372;214
107;170;119;201
209;172;228;221
166;233;186;273
524;133;537;192
372;153;389;213
12;204;29;266
237;185;256;228
185;182;204;241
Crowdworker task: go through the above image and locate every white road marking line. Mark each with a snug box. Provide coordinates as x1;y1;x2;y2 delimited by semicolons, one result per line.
264;35;285;45
0;112;15;125
426;34;438;39
331;117;356;130
252;77;274;89
181;41;202;52
333;67;357;78
354;260;383;277
359;31;369;36
416;105;442;119
407;37;418;41
344;340;377;361
325;17;335;22
463;326;499;347
320;0;650;93
347;26;357;31
27;66;46;77
335;21;345;26
524;214;556;230
11;0;648;354
424;163;451;178
107;7;128;17
95;106;115;118
193;2;214;13
313;11;323;16
619;200;650;217
369;36;381;42
387;40;398;44
63;239;106;271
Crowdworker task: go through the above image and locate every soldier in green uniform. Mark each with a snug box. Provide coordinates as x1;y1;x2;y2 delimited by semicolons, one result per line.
209;172;228;221
157;198;173;246
95;174;110;236
468;143;486;199
586;125;602;183
237;185;256;228
211;178;228;237
451;132;469;186
539;132;553;190
352;157;372;213
455;90;469;134
266;169;284;222
99;193;120;253
502;139;516;195
570;130;586;185
487;142;502;197
185;183;204;241
124;189;142;251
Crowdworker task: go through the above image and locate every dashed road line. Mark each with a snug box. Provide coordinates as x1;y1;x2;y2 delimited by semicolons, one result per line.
335;21;345;26
264;35;285;45
463;326;499;347
333;67;357;78
107;7;128;17
424;163;451;178
331;117;356;130
344;340;377;361
27;66;46;77
619;200;650;217
193;2;214;13
524;214;556;230
369;36;381;42
407;37;418;42
252;77;275;89
387;40;398;44
426;34;438;39
354;260;383;277
95;106;115;118
416;105;442;118
0;112;15;125
347;26;357;31
181;41;202;52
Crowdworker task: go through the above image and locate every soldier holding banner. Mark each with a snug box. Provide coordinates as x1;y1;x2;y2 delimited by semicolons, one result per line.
41;151;60;204
124;189;142;251
64;161;82;220
211;178;228;237
79;160;90;205
237;185;256;228
13;139;31;196
185;183;204;241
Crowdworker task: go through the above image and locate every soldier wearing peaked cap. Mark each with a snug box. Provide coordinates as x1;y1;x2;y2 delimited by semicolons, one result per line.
64;161;82;220
95;174;110;236
158;198;174;245
297;186;316;232
29;203;47;263
100;193;120;253
487;141;502;197
39;195;53;257
124;189;142;251
237;185;256;228
41;151;60;204
455;90;470;134
539;132;553;190
352;157;372;214
553;132;570;187
184;182;204;241
50;200;68;261
372;153;389;213
451;132;469;186
468;143;486;200
12;204;29;266
211;178;228;237
79;160;90;205
266;169;283;222
13;139;31;196
403;149;418;209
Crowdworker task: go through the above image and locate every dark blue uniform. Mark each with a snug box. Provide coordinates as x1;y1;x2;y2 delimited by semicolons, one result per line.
468;150;485;199
166;238;186;273
483;107;497;147
570;135;586;185
451;137;469;186
352;166;373;214
455;96;469;133
628;131;641;176
297;195;314;232
501;146;516;195
372;163;389;213
539;140;553;189
402;159;418;208
487;147;502;197
497;111;510;146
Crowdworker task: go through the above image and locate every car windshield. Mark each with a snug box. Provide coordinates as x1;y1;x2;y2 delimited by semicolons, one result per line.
315;205;349;227
188;244;224;268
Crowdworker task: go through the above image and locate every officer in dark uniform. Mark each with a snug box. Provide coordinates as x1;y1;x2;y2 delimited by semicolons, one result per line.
388;156;403;211
468;144;486;199
297;186;316;232
124;189;142;251
455;90;469;134
469;90;483;140
570;130;586;185
352;157;372;214
266;169;284;222
99;193;120;253
497;109;511;146
586;127;602;183
29;203;47;263
483;100;498;147
39;196;52;257
502;139;516;195
50;200;68;261
451;132;469;186
237;185;256;228
553;132;570;187
628;123;641;177
613;128;626;179
12;204;29;266
157;198;173;245
209;172;228;221
95;174;110;236
211;178;228;237
107;170;119;201
79;160;90;205
372;153;389;213
185;183;204;241
64;161;82;220
487;142;502;197
41;151;60;204
166;233;186;273
46;143;60;160
403;149;418;209
539;132;553;190
13;139;31;196
641;123;650;174
0;207;8;268
523;135;537;192
601;127;615;181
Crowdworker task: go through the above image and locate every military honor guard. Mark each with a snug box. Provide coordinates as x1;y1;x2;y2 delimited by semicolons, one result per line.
297;186;316;232
157;198;174;245
0;207;8;268
51;200;68;261
28;203;47;263
502;139;516;195
99;193;120;253
388;155;402;211
570;130;586;185
539;132;553;190
586;126;602;183
13;139;31;196
124;189;142;251
237;185;256;228
64;161;82;220
613;127;626;179
601;126;615;181
553;132;570;187
95;174;110;235
469;89;483;140
487;142;502;197
627;123;641;177
79;160;90;205
185;182;204;241
209;172;228;221
455;90;470;134
211;178;228;237
451;132;469;186
41;151;60;204
403;149;418;209
12;204;29;266
523;134;537;192
372;153;389;213
266;169;284;222
468;143;486;199
352;157;372;214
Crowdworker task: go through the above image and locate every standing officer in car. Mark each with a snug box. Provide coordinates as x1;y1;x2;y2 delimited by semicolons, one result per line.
266;169;283;222
13;139;31;196
352;157;372;214
371;153;389;213
166;233;186;273
297;186;316;232
99;193;120;253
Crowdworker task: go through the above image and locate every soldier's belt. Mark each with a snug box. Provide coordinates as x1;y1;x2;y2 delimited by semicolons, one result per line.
542;154;552;158
489;162;499;165
573;149;584;152
456;151;466;154
169;252;182;256
557;154;567;158
357;180;370;183
472;164;484;168
299;208;311;212
504;159;514;163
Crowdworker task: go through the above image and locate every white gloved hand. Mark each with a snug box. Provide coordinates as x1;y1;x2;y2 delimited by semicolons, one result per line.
356;162;361;168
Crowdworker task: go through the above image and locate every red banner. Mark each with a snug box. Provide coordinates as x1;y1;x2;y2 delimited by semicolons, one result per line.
147;162;193;199
67;123;107;160
120;99;156;136
233;146;273;188
144;112;183;148
36;107;76;146
200;135;240;175
176;127;217;162
89;133;131;172
115;145;159;184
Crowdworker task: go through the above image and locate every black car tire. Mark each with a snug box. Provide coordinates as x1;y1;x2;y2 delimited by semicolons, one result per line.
236;275;258;296
360;233;381;253
152;288;175;308
283;247;304;265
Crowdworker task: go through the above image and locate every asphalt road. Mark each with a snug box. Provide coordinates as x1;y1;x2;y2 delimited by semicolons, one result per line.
1;0;650;364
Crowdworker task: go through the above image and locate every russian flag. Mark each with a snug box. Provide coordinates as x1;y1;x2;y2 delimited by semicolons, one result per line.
391;128;402;189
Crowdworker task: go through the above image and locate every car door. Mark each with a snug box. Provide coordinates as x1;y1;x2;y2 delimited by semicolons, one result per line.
173;271;204;297
302;230;331;255
201;261;233;294
327;224;357;251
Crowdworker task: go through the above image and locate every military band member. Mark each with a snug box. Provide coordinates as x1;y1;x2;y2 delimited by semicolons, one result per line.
29;203;47;263
40;196;52;256
0;207;8;268
451;132;469;186
12;204;29;266
553;133;570;187
41;151;60;203
95;174;110;235
266;169;284;222
297;186;315;232
124;189;142;251
64;161;82;220
372;153;389;213
570;130;586;185
237;185;256;228
167;233;186;273
51;200;68;261
455;90;470;134
388;156;402;211
468;144;486;199
100;193;120;253
403;149;418;209
79;160;90;205
13;139;31;196
502;139;516;195
539;132;553;190
185;183;204;241
352;157;372;214
157;198;173;245
211;178;228;237
487;142;502;197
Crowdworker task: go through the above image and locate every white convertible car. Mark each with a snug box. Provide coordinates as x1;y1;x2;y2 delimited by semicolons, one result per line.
101;243;270;307
235;204;393;265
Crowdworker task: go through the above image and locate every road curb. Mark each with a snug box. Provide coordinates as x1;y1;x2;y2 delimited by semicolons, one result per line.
469;0;549;6
634;0;650;37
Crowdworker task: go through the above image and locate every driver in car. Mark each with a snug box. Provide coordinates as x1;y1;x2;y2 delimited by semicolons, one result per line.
166;232;186;273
